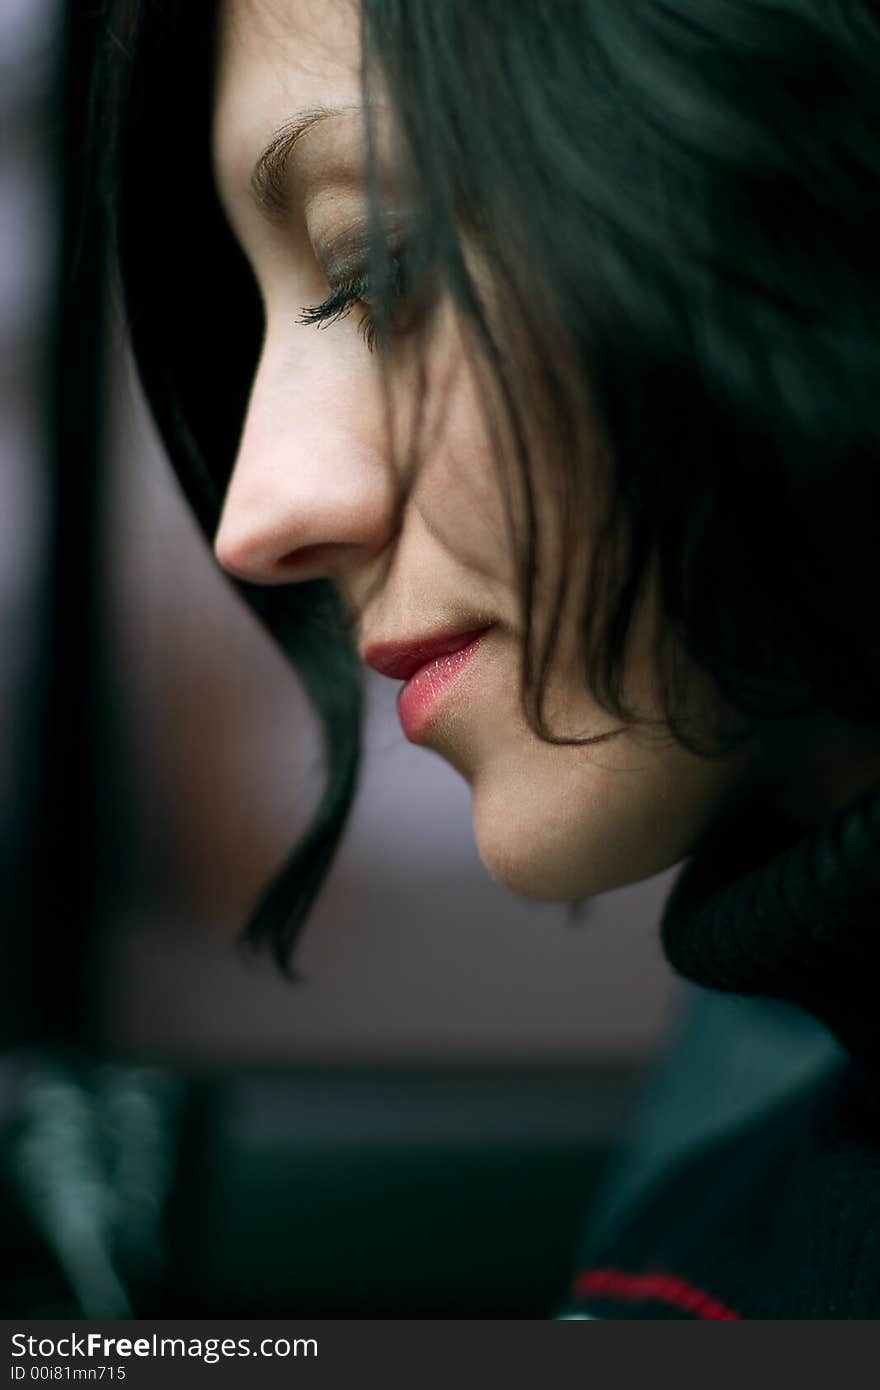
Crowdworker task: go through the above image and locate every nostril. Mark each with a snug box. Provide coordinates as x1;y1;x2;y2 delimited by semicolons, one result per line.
277;543;327;567
273;541;360;578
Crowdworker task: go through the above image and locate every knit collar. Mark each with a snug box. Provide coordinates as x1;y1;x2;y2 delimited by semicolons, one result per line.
660;779;880;1070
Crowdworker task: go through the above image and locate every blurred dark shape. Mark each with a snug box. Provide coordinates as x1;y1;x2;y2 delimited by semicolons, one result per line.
0;1049;180;1316
0;1051;642;1317
4;0;130;1049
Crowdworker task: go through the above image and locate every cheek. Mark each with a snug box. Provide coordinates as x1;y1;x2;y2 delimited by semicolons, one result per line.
414;443;512;581
405;341;519;585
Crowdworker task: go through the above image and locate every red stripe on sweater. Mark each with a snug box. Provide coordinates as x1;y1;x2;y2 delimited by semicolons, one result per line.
571;1267;741;1320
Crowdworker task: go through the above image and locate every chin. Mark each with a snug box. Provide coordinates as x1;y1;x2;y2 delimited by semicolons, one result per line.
469;767;699;902
470;785;625;901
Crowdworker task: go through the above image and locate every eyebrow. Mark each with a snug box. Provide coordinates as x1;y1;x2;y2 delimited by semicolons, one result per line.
249;103;370;223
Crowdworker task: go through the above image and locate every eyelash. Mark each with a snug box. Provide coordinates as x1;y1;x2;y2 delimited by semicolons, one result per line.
296;252;408;354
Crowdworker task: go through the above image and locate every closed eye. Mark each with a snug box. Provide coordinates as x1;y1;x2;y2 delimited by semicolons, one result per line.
296;244;438;353
296;271;381;351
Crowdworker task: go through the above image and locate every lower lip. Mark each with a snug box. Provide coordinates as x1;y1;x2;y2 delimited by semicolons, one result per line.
396;628;493;743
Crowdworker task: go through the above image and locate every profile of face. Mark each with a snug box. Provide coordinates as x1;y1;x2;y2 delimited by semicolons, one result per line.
211;0;765;902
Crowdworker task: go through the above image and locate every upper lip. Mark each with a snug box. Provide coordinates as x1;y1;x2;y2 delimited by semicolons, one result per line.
362;624;495;681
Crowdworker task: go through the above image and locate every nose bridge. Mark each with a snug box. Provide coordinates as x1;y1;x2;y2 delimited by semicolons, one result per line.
212;340;398;584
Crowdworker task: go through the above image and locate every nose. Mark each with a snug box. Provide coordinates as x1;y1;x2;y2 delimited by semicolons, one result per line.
212;344;400;588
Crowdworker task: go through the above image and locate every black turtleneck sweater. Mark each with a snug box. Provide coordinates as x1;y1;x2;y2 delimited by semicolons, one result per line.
559;782;880;1320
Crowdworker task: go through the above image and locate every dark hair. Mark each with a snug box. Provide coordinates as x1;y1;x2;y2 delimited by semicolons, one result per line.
94;0;880;973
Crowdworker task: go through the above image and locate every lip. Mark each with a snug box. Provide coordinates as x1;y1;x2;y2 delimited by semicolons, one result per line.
362;623;495;742
362;624;496;681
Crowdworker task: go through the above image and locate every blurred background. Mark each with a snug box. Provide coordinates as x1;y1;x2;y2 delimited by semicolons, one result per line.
0;0;690;1317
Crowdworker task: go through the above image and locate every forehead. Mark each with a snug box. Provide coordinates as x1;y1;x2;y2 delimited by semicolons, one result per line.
212;0;364;210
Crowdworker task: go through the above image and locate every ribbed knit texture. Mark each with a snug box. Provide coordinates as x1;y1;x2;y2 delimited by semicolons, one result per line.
661;781;880;1072
561;780;880;1319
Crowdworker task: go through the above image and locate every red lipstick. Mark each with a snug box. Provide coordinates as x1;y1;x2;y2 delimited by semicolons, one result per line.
363;624;494;741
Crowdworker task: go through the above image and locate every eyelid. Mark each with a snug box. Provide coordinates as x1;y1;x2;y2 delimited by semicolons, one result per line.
310;209;414;283
296;239;434;355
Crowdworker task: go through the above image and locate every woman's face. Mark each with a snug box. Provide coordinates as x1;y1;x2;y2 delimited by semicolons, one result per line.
211;0;762;900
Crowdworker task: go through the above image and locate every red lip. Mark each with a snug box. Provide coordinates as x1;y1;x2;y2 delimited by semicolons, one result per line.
362;625;495;681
